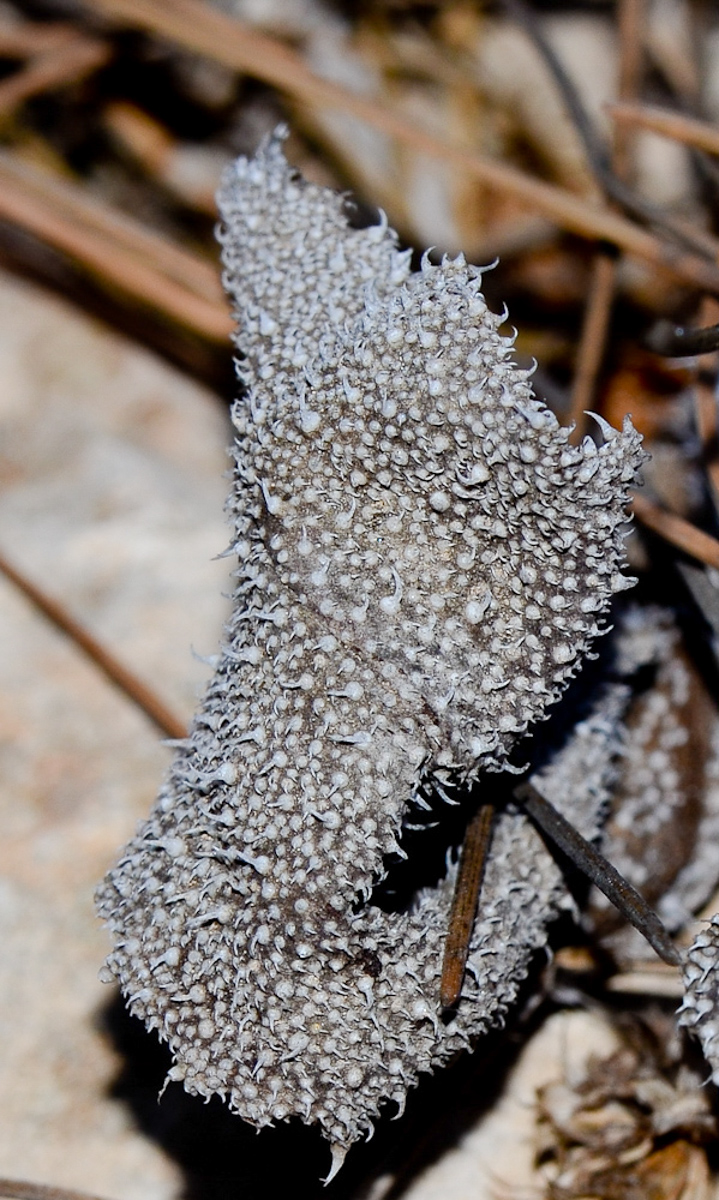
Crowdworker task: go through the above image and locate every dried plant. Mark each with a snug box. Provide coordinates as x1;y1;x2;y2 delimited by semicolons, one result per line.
4;1;719;1196
536;1013;716;1200
97;131;669;1178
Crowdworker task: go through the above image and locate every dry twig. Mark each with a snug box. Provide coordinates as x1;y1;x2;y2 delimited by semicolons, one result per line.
0;547;187;739
632;493;719;570
83;0;719;292
608;100;719;159
571;0;646;434
0;1183;112;1200
0;151;231;341
0;21;111;116
440;802;495;1009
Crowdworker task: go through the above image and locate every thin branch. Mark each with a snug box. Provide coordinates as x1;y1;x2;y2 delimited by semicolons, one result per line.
500;0;717;263
607;100;719;159
84;0;719;293
567;245;617;442
604;968;684;998
0;548;187;740
514;781;682;967
0;153;224;302
568;0;644;440
0;26;110;116
501;0;610;180
613;0;647;180
631;493;719;570
0;1183;112;1200
0;152;231;342
440;802;495;1009
646;320;719;357
104;101;220;216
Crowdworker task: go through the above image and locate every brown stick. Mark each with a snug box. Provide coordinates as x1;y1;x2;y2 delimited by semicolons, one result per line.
0;1183;111;1200
568;0;645;441
85;0;719;293
632;493;719;570
0;152;223;301
0;548;187;740
0;1182;111;1200
567;255;618;441
0;32;110;115
0;153;231;342
440;802;495;1009
613;0;647;179
515;782;681;967
607;100;719;159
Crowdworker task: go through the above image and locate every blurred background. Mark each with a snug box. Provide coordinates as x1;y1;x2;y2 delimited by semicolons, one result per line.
3;2;719;1199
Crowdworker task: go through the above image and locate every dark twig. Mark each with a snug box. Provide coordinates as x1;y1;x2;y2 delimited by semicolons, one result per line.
646;320;719;357
0;548;187;740
501;0;719;263
501;0;609;181
691;299;719;514
440;802;495;1009
514;782;682;967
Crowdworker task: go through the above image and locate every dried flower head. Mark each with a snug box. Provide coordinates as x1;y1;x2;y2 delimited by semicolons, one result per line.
97;130;644;1172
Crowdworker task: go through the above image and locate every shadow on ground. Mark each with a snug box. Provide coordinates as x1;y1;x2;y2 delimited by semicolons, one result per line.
99;989;533;1200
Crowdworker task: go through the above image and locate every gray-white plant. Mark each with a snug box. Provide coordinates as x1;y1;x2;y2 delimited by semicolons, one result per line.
97;131;661;1176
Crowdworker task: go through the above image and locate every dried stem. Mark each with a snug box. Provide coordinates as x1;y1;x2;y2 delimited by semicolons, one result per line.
85;0;719;292
0;24;110;116
501;0;716;260
0;1182;111;1200
607;100;719;158
0;151;230;341
605;968;685;998
632;493;719;570
567;255;618;440
514;782;682;968
440;802;495;1009
613;0;647;179
569;0;645;440
0;548;187;739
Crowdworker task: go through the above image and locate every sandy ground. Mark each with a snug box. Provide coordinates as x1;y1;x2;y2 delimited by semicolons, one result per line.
0;269;230;1200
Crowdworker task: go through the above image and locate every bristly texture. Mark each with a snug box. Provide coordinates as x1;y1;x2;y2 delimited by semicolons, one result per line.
680;915;719;1086
97;130;644;1169
589;608;719;962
